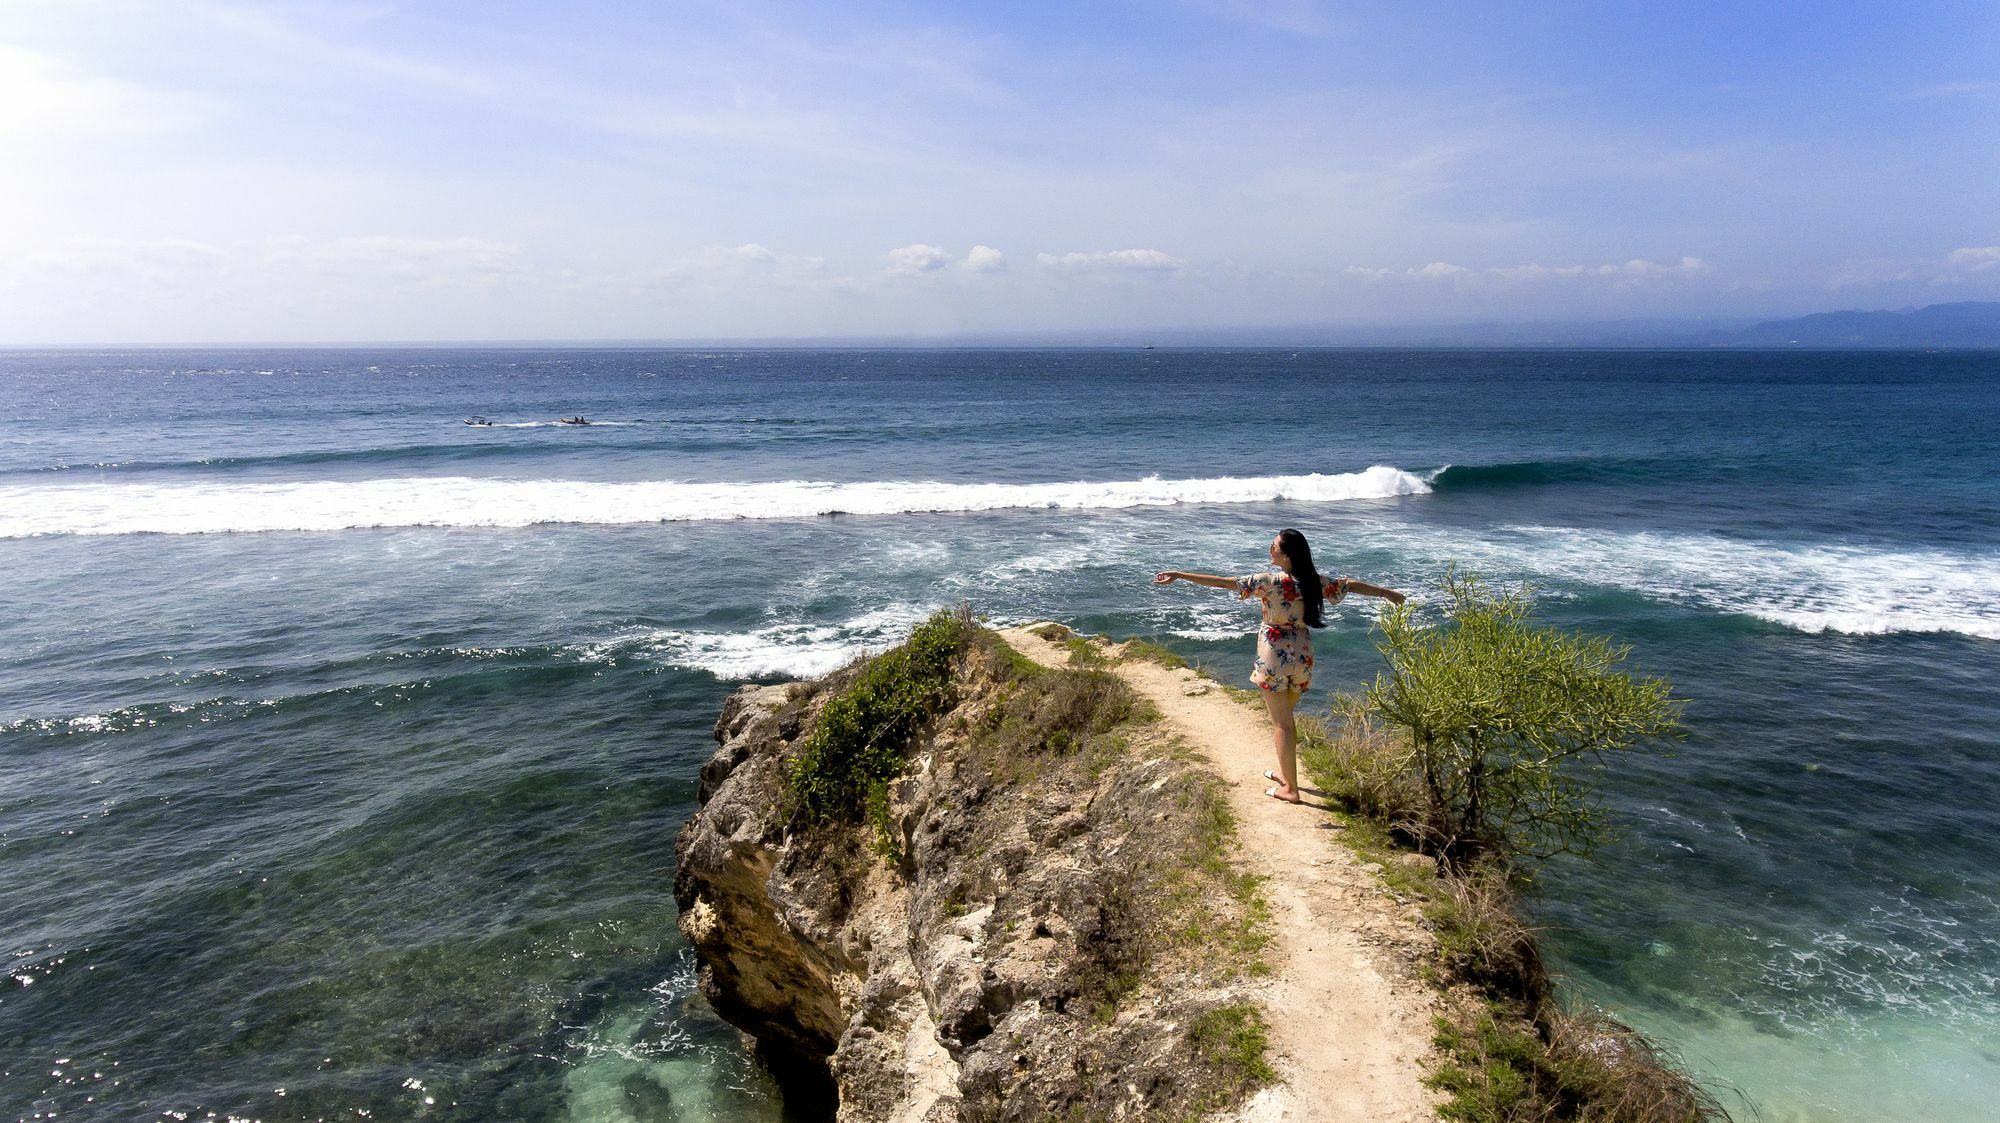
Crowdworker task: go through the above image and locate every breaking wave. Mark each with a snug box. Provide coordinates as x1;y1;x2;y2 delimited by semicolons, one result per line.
0;466;1431;537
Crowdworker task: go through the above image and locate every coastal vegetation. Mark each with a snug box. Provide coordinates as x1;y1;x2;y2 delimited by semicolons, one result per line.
1367;571;1685;865
784;607;973;855
1301;573;1722;1122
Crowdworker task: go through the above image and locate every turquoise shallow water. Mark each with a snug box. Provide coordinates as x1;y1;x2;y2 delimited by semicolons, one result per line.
1;348;1996;1121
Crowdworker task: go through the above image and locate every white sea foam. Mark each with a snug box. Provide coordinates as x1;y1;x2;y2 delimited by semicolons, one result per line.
605;604;939;680
1395;524;2000;641
1158;600;1268;642
967;541;1102;584
0;466;1432;538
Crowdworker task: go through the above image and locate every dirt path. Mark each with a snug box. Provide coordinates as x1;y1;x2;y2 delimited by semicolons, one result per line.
999;626;1439;1123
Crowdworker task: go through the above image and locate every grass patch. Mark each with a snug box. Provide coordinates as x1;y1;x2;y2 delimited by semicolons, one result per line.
1120;637;1188;670
1222;683;1262;707
1061;635;1111;667
1190;1003;1278;1090
991;638;1048;681
1298;705;1436;849
974;659;1134;757
1429;1005;1724;1123
1157;768;1273;976
1428;1008;1543;1121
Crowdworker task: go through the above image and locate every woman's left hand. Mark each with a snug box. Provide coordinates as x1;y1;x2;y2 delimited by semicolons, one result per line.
1152;571;1176;584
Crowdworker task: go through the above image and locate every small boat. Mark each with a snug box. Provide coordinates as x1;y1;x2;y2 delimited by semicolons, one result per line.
463;417;493;426
559;416;590;426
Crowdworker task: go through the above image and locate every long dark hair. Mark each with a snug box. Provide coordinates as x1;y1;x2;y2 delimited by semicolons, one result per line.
1277;528;1327;627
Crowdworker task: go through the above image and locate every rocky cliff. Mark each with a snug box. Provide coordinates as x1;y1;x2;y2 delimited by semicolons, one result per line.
673;629;1273;1122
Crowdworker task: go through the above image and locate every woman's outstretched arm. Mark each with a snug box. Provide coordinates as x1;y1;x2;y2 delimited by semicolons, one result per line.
1336;578;1406;605
1154;571;1239;591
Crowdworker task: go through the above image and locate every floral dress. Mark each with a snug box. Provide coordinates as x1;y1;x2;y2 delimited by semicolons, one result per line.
1236;571;1346;692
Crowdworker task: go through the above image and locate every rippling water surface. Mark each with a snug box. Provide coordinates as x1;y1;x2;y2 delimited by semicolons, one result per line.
2;348;1996;1121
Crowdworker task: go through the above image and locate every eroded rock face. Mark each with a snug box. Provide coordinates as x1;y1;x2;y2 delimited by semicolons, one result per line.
673;683;854;1096
674;643;1259;1123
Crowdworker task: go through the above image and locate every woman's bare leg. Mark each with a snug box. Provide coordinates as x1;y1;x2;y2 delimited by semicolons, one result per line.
1263;688;1303;800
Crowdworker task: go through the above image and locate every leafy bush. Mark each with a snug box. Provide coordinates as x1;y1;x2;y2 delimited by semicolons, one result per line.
1303;574;1720;1120
786;609;972;850
1367;572;1683;864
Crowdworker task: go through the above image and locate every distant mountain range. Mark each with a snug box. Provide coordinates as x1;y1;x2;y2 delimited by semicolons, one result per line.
1170;301;2000;349
918;301;2000;350
1732;301;2000;347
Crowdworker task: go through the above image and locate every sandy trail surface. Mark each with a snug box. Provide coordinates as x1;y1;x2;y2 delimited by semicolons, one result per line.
1000;626;1439;1123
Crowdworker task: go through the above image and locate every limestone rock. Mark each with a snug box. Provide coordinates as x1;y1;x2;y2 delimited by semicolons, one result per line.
674;640;1263;1122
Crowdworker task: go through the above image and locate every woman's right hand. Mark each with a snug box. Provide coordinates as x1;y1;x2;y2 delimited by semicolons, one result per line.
1153;571;1177;584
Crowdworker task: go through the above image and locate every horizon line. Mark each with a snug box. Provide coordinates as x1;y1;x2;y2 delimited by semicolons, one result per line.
8;302;1997;350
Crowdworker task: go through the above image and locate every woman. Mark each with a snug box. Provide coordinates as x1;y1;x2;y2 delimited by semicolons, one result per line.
1153;529;1405;804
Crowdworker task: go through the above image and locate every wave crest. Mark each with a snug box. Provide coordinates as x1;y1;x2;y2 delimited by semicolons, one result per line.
0;467;1431;537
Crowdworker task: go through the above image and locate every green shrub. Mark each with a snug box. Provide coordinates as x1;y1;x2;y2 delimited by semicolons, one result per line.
786;609;972;852
1368;571;1683;864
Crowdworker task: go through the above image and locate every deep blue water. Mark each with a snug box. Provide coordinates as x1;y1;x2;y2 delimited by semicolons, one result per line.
2;348;1996;1121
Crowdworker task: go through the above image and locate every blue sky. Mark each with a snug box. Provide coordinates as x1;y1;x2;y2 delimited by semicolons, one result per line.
2;0;1995;342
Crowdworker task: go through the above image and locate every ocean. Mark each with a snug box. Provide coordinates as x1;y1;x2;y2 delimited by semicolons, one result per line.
1;347;1995;1122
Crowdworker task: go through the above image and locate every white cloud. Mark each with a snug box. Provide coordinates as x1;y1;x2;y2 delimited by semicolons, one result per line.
1036;249;1185;272
1342;256;1711;290
1829;246;2000;289
0;232;543;342
3;237;229;291
887;243;953;274
263;236;526;281
6;234;529;295
1344;261;1473;282
646;243;830;289
1945;246;2000;273
1488;256;1710;281
1826;258;1917;289
683;243;781;270
964;244;1007;273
